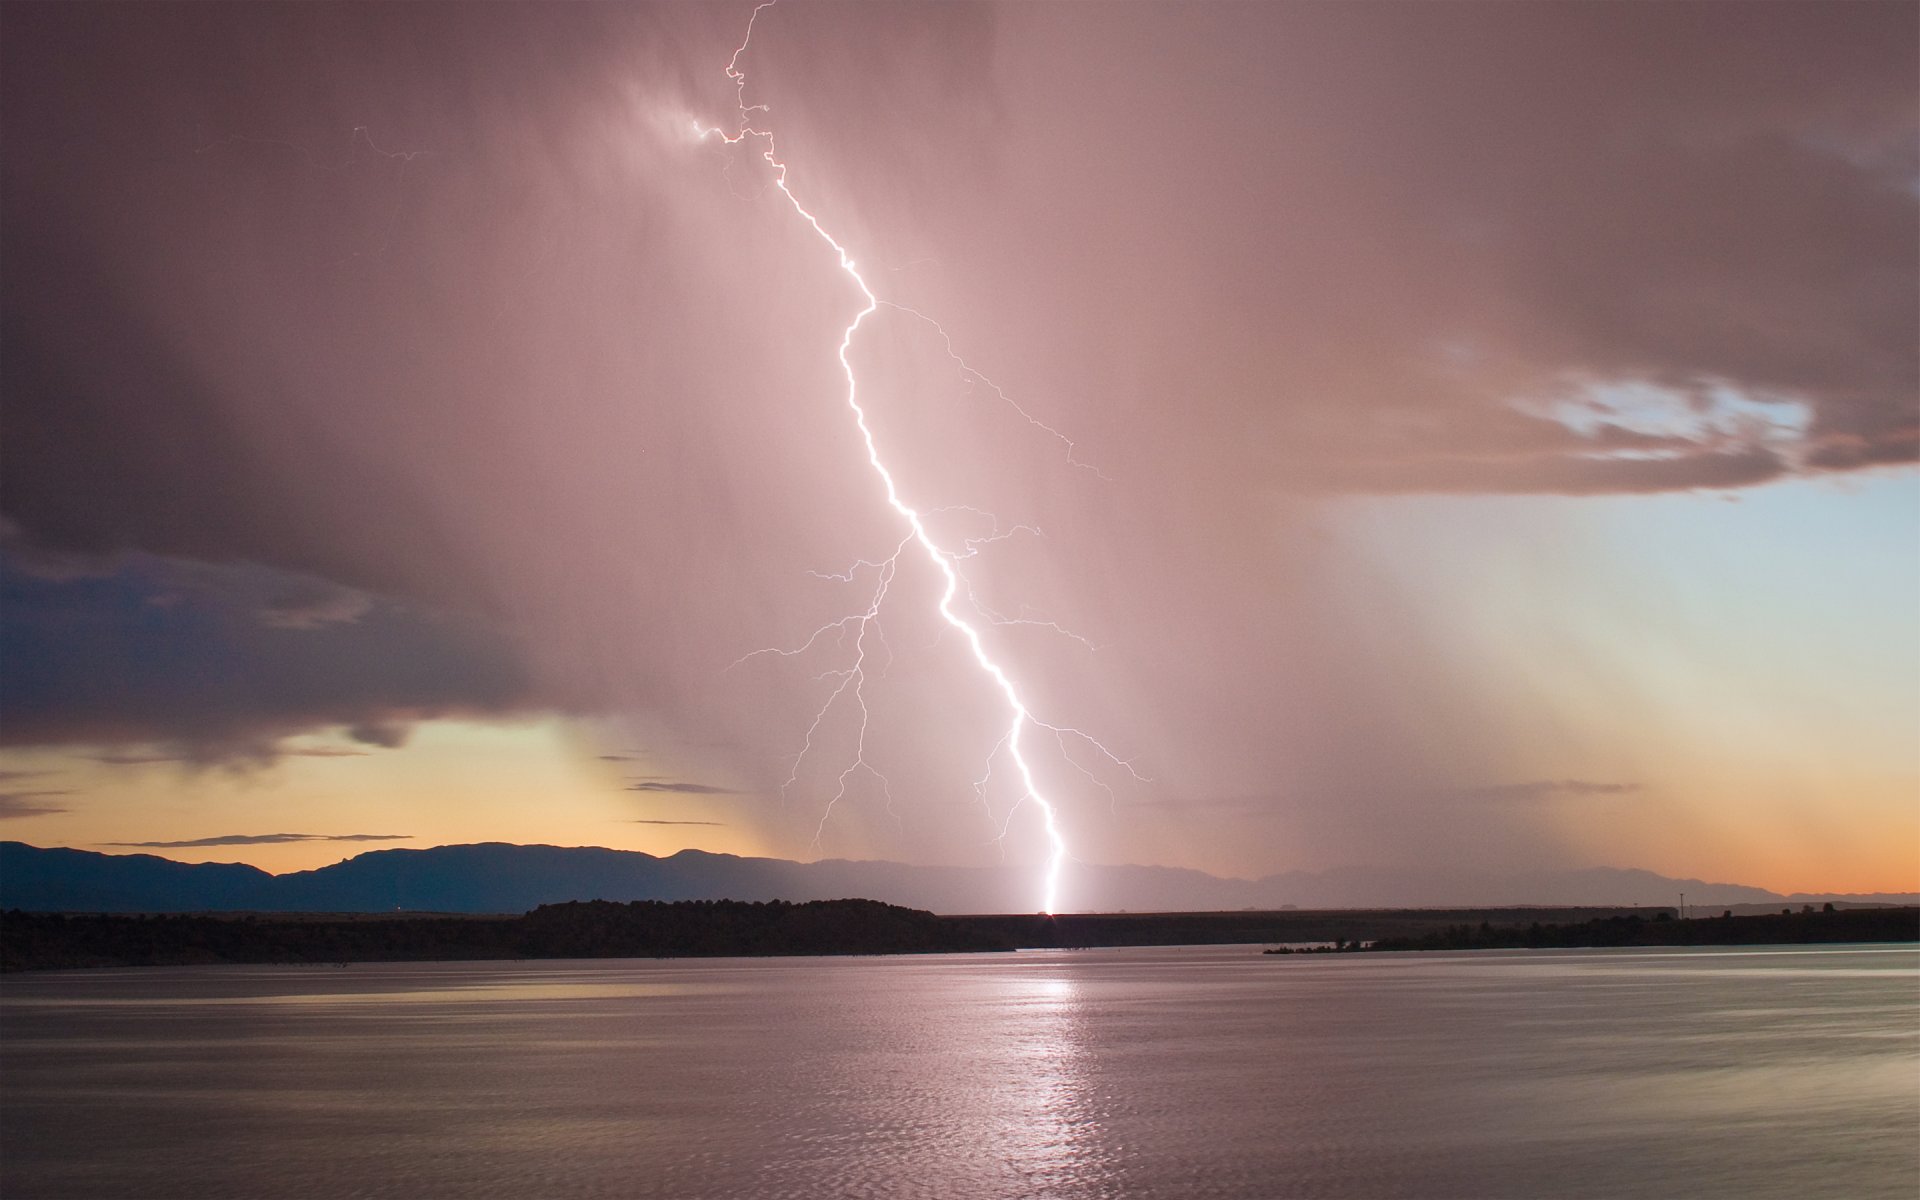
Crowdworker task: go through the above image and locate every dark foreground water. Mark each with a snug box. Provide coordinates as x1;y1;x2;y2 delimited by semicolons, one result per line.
2;944;1915;1199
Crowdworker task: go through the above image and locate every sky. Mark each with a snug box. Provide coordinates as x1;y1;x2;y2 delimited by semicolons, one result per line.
2;1;1914;902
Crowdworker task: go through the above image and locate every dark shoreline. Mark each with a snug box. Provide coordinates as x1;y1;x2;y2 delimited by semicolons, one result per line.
4;900;1915;972
1353;904;1920;952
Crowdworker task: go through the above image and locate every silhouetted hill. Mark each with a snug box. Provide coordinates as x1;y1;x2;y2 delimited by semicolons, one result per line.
4;841;1912;915
0;844;275;911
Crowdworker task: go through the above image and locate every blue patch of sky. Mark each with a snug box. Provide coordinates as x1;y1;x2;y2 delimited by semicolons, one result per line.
1331;471;1919;756
1523;378;1811;457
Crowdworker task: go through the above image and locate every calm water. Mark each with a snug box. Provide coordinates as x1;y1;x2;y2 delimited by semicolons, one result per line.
2;944;1915;1199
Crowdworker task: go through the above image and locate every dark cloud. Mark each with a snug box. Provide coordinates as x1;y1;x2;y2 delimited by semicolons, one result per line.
100;833;413;848
627;819;728;827
345;722;412;750
1332;449;1793;497
3;5;1897;618
0;551;534;759
626;780;739;796
0;790;72;819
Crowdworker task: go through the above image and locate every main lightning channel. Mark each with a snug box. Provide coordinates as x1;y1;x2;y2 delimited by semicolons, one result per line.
701;1;1068;913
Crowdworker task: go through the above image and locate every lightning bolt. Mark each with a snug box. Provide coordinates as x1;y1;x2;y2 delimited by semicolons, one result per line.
697;0;1123;914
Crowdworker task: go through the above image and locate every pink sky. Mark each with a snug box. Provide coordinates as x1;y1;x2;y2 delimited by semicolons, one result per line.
2;2;1914;899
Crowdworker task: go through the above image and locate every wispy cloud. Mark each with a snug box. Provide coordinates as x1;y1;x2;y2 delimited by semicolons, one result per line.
88;752;187;766
626;779;737;795
1461;780;1644;803
256;583;373;630
100;832;412;848
0;790;72;819
86;745;371;766
627;819;727;827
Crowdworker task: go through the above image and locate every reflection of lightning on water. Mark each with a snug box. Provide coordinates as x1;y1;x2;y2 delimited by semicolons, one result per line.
698;0;1140;913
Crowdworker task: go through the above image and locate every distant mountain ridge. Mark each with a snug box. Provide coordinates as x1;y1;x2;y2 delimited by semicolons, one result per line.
3;841;1911;915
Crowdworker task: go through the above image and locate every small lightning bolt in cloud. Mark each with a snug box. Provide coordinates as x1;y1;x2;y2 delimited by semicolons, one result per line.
696;0;1139;913
193;126;436;260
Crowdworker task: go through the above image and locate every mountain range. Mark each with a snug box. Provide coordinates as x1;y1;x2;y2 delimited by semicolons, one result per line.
4;841;1911;914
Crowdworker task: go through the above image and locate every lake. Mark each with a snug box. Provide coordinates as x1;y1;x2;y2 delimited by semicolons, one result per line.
2;944;1915;1198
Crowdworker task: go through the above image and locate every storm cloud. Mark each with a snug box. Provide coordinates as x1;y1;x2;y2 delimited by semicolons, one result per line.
1;3;1911;875
0;551;535;759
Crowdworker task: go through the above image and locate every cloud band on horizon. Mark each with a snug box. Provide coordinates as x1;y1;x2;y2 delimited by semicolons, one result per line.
100;833;413;848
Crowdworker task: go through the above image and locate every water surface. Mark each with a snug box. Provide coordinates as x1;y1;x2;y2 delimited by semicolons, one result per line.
3;944;1915;1198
